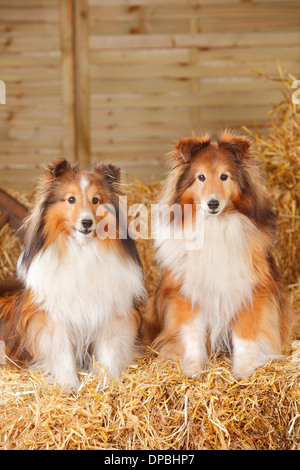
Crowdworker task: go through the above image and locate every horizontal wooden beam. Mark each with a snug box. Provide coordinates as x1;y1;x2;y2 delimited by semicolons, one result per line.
90;32;300;50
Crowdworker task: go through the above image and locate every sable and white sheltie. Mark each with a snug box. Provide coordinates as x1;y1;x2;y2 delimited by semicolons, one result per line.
0;159;145;389
143;131;293;380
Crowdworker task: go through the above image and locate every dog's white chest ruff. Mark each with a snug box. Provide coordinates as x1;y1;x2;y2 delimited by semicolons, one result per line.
156;214;256;344
20;238;144;334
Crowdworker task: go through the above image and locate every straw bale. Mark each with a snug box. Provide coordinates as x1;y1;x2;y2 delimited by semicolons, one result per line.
0;347;300;450
0;76;299;450
0;188;34;284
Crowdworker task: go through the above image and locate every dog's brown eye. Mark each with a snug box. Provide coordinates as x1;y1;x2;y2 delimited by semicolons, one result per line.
68;196;76;204
92;197;99;205
198;174;206;182
220;174;228;181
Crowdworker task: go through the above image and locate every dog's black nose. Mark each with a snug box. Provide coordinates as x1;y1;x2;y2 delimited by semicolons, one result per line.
81;219;93;228
208;199;219;210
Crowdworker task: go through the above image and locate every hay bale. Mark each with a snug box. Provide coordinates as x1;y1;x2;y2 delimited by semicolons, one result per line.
1;347;300;450
0;189;34;283
0;77;300;450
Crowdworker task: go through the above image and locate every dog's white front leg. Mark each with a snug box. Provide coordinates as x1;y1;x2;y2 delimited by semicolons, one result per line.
31;319;80;390
92;314;140;381
179;313;208;377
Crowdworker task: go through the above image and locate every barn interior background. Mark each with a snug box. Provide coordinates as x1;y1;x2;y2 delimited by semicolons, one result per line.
0;0;300;189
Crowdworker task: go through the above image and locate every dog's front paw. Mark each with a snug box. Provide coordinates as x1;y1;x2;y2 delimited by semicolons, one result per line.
181;359;205;378
232;335;277;381
232;361;255;381
57;376;80;391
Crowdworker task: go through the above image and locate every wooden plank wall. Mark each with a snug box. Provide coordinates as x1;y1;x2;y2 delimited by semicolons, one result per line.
88;0;300;176
0;0;66;188
0;0;299;189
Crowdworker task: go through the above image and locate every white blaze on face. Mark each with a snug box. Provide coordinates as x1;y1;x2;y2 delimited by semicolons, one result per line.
74;176;96;237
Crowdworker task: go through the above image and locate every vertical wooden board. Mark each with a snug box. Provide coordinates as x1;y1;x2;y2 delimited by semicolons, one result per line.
60;0;76;163
189;0;199;122
74;0;91;169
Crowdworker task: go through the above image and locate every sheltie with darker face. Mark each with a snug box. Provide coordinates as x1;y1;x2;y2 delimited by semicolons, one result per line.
143;131;293;380
0;159;145;389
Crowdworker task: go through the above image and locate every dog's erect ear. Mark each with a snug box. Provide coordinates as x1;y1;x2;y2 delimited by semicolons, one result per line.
171;135;211;166
93;162;121;184
45;158;73;179
217;132;252;161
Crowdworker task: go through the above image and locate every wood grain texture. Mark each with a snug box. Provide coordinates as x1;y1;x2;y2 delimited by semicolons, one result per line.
0;0;299;186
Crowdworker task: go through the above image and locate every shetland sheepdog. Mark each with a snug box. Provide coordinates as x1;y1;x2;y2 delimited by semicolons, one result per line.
143;131;293;380
0;159;145;389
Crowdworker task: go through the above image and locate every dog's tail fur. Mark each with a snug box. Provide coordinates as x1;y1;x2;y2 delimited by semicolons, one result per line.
0;291;37;364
